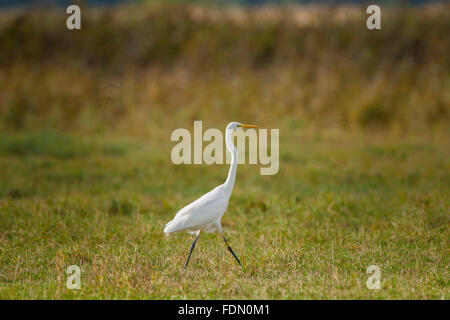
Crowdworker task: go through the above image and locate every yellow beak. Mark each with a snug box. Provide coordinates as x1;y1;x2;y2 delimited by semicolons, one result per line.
239;124;259;129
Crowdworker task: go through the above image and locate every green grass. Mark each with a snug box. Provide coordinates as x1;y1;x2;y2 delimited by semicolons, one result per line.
0;2;449;299
0;129;448;299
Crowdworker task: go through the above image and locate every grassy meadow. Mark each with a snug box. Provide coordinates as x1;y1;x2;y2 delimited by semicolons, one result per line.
0;3;449;299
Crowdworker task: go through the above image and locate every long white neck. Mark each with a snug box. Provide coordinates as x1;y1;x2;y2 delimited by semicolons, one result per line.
223;128;238;196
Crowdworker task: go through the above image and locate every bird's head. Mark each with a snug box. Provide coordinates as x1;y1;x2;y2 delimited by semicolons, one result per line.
227;122;259;130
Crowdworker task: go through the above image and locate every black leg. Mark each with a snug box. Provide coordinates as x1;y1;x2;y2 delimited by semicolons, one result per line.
222;235;242;266
184;234;200;270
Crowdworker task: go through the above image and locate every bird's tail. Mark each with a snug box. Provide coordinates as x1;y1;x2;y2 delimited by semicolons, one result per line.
164;219;181;234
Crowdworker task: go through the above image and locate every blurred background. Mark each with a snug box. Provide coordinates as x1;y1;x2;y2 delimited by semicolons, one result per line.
0;0;448;136
0;0;447;7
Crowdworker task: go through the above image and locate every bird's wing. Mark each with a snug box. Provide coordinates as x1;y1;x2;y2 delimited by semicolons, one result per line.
164;186;228;234
172;187;221;220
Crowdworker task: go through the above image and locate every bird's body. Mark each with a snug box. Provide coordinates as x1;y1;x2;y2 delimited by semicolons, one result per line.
164;185;229;234
164;122;258;269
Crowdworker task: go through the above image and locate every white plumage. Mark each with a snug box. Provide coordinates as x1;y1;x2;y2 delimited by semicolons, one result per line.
164;185;229;234
164;121;258;268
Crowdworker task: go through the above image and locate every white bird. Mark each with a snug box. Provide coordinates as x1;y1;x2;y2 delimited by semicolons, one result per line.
164;122;258;269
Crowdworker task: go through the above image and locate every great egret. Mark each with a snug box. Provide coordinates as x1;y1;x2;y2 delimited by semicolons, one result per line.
164;122;258;269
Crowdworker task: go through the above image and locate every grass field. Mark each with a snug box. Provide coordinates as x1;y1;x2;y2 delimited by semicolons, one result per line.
0;3;449;299
0;129;448;299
